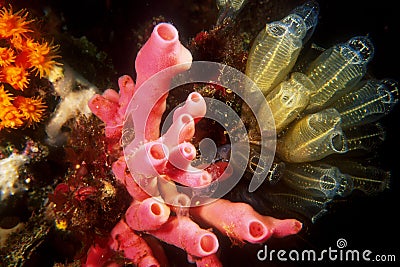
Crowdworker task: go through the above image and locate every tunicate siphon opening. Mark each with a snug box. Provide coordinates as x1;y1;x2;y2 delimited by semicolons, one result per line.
292;0;319;33
150;203;162;216
347;36;374;63
337;174;354;197
189;92;201;102
282;14;306;39
319;174;336;191
200;234;218;254
378;79;399;104
0;216;20;229
181;114;191;124
330;132;347;153
267;21;287;37
150;143;166;160
249;220;267;239
183;145;192;155
173;193;191;207
156;23;177;42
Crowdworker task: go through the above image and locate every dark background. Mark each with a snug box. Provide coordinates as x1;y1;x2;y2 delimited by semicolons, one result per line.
6;0;400;266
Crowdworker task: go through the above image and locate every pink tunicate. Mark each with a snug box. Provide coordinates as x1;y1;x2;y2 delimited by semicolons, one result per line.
110;220;160;267
165;163;212;187
191;199;270;244
135;23;192;89
111;157;149;200
126;141;169;176
173;92;207;123
257;215;303;239
149;216;219;258
102;89;120;103
88;92;121;139
125;198;170;231
117;75;136;118
162;114;195;149
83;242;115;267
129;22;193;144
138;255;160;267
192;254;222;267
167;142;196;170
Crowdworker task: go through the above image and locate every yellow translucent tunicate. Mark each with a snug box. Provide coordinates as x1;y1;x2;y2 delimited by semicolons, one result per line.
305;36;374;112
263;72;315;133
331;79;399;129
216;0;247;12
327;160;391;195
343;123;386;152
282;163;353;198
265;191;329;223
276;108;348;162
216;0;248;24
246;14;306;96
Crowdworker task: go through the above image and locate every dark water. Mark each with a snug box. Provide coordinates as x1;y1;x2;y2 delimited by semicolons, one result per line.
3;0;400;266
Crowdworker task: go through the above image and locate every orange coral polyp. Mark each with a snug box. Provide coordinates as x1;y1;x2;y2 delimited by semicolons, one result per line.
13;95;47;125
9;34;26;51
0;47;16;67
0;84;14;106
0;6;32;38
1;64;29;90
25;40;60;78
0;105;24;129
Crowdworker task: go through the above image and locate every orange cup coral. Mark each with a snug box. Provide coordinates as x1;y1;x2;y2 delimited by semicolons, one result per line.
0;5;60;90
0;5;60;130
0;84;47;130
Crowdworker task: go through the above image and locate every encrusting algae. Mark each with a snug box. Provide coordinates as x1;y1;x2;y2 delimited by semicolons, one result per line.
0;5;60;130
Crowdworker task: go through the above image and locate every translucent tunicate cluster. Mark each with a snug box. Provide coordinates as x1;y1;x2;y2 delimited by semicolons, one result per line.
305;36;375;112
245;1;319;96
276;108;348;162
241;0;398;222
282;163;353;199
264;72;315;133
331;79;399;129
